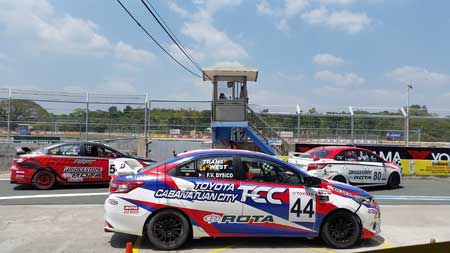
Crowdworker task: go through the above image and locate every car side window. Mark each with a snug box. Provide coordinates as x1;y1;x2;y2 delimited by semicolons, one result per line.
196;156;235;179
174;156;235;179
48;144;81;156
98;146;116;158
84;144;100;157
241;156;301;185
358;151;382;162
335;150;359;161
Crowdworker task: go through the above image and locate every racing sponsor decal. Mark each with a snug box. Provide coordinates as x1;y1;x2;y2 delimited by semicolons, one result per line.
326;185;352;196
107;199;118;205
238;185;286;204
74;159;96;164
62;167;102;180
198;158;234;179
203;214;274;224
155;182;238;202
295;144;450;168
124;205;139;214
349;170;372;180
199;159;230;171
289;188;316;222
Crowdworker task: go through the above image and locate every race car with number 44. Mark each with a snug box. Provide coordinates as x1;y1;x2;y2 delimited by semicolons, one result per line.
288;146;402;188
104;149;381;250
10;142;154;190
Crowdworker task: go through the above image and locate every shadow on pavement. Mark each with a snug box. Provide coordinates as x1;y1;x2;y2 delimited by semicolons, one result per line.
362;185;404;193
109;233;386;251
13;183;109;191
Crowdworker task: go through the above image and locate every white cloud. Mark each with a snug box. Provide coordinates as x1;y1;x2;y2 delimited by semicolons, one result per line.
302;6;371;33
284;0;310;17
167;1;190;18
167;0;247;63
313;53;344;66
387;66;450;85
313;0;357;5
315;70;365;86
0;0;154;64
114;42;154;64
257;0;274;15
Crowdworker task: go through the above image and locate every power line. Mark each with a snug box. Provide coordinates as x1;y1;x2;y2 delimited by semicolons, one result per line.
141;0;203;72
115;0;202;78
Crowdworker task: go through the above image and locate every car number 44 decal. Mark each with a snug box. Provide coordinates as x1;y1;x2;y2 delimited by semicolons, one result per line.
289;188;316;222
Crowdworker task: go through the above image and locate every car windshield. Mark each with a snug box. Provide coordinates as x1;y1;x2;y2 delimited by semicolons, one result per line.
307;149;332;158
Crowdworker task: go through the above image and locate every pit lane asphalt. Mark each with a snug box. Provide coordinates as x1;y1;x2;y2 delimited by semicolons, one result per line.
1;176;450;205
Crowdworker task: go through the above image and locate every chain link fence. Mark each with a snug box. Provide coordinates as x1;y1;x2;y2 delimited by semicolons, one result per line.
1;88;449;146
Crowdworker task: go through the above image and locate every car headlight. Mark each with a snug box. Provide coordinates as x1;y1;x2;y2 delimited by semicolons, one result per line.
353;195;374;205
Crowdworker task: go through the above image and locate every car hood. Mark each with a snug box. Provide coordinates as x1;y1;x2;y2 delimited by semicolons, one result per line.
326;179;372;198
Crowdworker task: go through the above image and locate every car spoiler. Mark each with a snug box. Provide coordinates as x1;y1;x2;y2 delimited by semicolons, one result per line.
16;147;32;156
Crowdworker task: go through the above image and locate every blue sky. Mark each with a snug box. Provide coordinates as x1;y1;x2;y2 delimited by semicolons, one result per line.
1;0;450;113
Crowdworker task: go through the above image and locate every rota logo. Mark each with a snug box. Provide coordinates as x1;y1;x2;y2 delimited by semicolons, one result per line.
203;214;274;224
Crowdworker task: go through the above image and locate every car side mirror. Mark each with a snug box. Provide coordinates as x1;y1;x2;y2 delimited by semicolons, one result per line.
303;176;322;188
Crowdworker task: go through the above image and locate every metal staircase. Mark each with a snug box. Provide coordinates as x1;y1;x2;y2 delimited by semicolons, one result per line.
247;107;289;155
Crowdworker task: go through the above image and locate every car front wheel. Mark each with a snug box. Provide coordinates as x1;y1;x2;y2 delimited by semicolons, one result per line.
146;209;190;250
387;173;400;189
321;210;361;249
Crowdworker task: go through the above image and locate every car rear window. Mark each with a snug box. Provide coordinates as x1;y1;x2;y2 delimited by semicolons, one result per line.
306;149;332;158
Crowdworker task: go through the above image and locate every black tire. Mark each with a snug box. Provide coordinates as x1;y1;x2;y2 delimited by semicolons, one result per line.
146;209;190;250
33;170;56;190
333;175;347;184
387;173;400;189
320;210;361;249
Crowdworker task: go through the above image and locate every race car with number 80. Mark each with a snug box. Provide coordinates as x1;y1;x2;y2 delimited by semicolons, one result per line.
288;146;402;188
104;149;381;250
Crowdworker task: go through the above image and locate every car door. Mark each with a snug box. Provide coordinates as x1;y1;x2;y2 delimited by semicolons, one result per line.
358;150;386;184
238;155;317;236
46;143;86;182
167;155;243;235
335;149;371;184
79;143;109;182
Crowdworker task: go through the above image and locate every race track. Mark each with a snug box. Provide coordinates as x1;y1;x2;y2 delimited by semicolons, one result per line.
1;176;450;253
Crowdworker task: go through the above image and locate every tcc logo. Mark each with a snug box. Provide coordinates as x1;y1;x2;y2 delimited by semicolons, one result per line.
238;185;286;204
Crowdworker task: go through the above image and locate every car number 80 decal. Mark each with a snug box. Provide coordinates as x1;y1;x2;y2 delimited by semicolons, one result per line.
289;188;316;222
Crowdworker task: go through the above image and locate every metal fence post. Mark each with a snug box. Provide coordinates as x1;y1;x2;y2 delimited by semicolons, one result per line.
349;106;354;145
85;92;89;140
7;88;11;142
144;94;149;158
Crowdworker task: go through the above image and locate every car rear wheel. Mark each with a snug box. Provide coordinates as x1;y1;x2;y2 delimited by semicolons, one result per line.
33;170;56;190
387;173;400;189
147;209;190;250
321;210;361;249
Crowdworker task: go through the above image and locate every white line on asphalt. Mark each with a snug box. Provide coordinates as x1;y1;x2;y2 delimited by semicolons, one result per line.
0;192;109;200
374;195;450;201
0;178;10;181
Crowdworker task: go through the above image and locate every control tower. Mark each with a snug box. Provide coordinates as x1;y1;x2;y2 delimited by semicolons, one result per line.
203;66;288;155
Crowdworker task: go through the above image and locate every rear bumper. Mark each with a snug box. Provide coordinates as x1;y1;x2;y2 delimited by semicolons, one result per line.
10;165;34;184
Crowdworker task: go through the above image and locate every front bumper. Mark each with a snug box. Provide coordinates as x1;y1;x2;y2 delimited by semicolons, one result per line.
357;201;381;239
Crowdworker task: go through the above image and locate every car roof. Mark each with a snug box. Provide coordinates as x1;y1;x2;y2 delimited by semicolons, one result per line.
45;141;107;149
177;149;275;159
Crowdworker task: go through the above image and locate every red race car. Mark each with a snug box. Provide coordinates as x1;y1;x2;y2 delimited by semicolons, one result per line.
10;142;154;190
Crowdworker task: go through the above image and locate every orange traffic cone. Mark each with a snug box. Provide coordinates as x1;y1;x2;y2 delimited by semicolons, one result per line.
125;241;133;253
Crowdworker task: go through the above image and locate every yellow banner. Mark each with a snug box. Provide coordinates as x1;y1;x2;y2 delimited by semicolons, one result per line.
401;159;450;176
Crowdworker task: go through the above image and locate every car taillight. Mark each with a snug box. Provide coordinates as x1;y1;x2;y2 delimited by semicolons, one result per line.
307;163;327;171
109;181;144;193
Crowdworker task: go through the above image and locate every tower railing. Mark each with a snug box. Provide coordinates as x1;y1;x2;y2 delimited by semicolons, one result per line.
247;106;289;155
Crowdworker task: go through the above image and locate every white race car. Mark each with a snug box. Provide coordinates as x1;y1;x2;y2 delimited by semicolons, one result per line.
288;146;402;188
